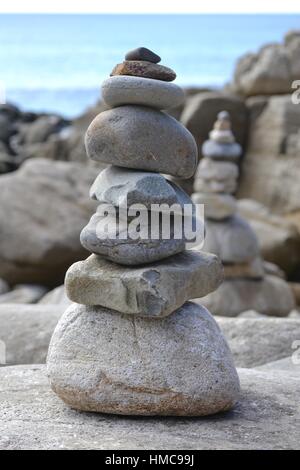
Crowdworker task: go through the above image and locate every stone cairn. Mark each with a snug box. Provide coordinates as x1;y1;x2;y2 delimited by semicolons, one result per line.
193;111;295;317
47;48;240;416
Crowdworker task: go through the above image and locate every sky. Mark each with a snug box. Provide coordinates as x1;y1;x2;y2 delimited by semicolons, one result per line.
0;0;300;14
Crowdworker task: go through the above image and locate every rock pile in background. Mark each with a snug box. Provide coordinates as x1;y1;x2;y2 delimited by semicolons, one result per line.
47;48;240;417
192;112;295;317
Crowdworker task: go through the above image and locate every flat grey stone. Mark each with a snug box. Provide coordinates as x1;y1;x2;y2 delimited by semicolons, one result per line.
80;203;201;265
202;139;242;162
0;284;47;304
39;285;71;306
47;301;240;417
203;214;260;263
255;357;300;378
195;157;239;181
90;166;189;209
216;315;300;367
201;275;295;317
0;365;299;449
85;106;198;179
65;251;223;317
192;192;237;219
0;304;64;365
102;76;184;110
194;176;238;194
209;129;235;144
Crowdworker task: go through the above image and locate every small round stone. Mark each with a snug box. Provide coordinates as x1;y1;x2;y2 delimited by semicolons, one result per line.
111;61;176;82
125;47;161;64
102;76;184;110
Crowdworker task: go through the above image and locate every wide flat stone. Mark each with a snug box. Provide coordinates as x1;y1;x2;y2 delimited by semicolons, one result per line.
202;139;242;162
216;316;300;367
125;47;161;63
0;304;64;365
65;251;223;317
200;275;295;317
192;192;237;219
195;157;239;181
102;76;184;110
203;214;260;263
194;176;238;194
90;166;188;209
111;61;176;81
1;365;299;449
85;106;198;179
209;129;235;144
47;301;240;417
0;284;47;304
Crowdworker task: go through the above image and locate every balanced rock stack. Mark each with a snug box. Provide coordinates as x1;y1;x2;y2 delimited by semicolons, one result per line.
47;48;240;416
193;111;295;317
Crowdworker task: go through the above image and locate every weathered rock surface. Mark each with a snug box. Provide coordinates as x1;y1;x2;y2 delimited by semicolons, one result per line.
0;365;299;449
39;285;71;306
0;284;47;304
237;199;300;276
47;302;240;416
90;166;188;209
216;316;300;368
65;251;223;317
85;106;198;179
237;95;300;213
111;61;176;81
0;158;98;285
201;275;295;317
203;215;260;264
231;31;300;96
180;92;248;156
102;76;184;110
0;304;64;365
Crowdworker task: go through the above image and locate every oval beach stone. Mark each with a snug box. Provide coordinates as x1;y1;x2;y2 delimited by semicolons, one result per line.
102;76;184;110
47;301;240;416
111;60;176;81
125;47;161;63
85;106;198;179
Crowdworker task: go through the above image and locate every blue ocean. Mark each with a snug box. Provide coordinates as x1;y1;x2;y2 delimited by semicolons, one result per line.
0;14;299;118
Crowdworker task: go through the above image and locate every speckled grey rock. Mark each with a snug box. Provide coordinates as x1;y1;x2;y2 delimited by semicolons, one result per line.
201;275;295;317
202;139;242;162
90;166;189;209
80;203;201;265
47;302;240;416
192;192;237;219
65;251;223;317
203;215;260;263
1;365;300;449
125;47;161;63
102;76;184;110
0;284;47;304
216;316;300;367
85;106;198;179
0;304;64;365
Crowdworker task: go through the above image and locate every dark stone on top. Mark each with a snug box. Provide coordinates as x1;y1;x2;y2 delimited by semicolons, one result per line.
125;47;161;64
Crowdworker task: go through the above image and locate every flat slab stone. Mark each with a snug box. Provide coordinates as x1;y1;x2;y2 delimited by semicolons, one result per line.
111;61;176;82
203;214;260;263
201;275;295;317
202;139;242;162
65;251;223;317
102;76;184;110
90;166;188;209
1;365;299;449
195;157;239;181
0;304;64;365
47;301;240;417
216;316;300;368
192;192;237;219
85;106;198;179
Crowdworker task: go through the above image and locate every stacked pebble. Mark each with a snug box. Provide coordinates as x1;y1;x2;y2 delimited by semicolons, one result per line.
47;49;240;416
193;112;295;317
